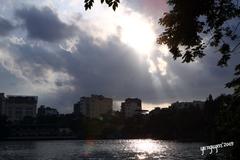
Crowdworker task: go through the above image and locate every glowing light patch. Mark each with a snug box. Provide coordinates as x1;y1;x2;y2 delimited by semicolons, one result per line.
129;139;165;154
118;11;156;55
148;59;157;74
157;57;167;76
77;4;156;56
158;45;170;57
59;38;79;53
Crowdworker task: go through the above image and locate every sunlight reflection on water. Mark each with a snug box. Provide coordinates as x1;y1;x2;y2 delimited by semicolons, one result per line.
0;140;205;160
124;139;168;159
129;139;167;153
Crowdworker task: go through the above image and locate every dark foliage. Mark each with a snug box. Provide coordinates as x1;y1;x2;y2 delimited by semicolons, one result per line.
226;64;240;97
84;0;120;11
157;0;240;66
157;0;240;101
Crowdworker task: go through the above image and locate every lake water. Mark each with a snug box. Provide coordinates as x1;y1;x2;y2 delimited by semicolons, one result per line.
0;139;206;160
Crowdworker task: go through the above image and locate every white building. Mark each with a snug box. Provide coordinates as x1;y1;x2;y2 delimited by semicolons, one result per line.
121;98;142;118
0;93;38;121
74;95;113;119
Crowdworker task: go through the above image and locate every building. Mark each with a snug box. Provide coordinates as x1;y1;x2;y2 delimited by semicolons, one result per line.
38;105;59;116
74;95;113;118
121;98;142;118
74;97;89;116
0;93;38;121
0;93;6;116
170;100;205;110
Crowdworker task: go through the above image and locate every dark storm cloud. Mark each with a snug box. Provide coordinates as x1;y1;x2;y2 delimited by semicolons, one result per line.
0;32;158;111
2;31;234;113
16;7;77;42
67;36;156;99
153;47;237;103
0;17;14;36
0;3;236;112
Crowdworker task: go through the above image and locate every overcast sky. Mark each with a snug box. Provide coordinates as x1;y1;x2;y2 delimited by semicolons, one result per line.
0;0;238;113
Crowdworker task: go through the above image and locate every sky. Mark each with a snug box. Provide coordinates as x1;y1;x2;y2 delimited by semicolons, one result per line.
0;0;238;113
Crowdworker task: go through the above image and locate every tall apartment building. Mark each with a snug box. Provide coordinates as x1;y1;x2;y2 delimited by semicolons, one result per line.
0;93;38;121
121;98;142;118
74;95;113;119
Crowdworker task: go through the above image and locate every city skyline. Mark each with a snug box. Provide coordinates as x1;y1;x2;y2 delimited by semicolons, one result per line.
0;0;237;113
0;92;207;122
0;90;208;112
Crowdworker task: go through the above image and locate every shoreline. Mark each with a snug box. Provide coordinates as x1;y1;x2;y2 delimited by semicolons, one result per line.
0;137;207;143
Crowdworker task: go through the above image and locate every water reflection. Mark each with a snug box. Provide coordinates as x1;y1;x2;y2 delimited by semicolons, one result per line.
129;139;166;154
0;140;205;160
124;139;168;159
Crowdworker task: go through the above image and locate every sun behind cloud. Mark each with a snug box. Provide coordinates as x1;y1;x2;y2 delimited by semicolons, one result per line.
117;9;156;56
76;2;156;57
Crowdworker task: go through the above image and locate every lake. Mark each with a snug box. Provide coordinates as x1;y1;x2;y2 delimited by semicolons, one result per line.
0;139;206;160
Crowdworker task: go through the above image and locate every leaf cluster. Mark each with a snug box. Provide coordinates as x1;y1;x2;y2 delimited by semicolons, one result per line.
157;0;240;66
84;0;120;11
226;64;240;97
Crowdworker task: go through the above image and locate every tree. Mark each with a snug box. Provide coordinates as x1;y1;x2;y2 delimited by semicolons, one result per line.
157;0;240;96
226;64;240;97
84;0;120;11
157;0;240;65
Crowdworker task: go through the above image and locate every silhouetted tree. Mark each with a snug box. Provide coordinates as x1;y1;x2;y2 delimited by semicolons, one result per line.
157;0;240;99
226;64;240;97
158;0;240;64
84;0;120;11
